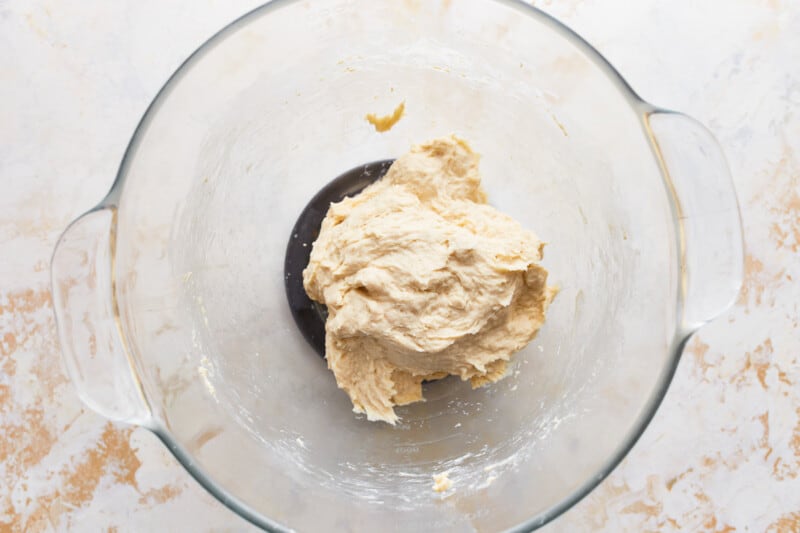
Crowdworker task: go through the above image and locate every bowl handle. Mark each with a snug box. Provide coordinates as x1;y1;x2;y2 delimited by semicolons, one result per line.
51;206;151;424
645;110;744;331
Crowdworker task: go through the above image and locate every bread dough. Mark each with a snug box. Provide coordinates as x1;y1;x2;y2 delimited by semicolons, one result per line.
365;101;405;132
432;472;453;493
303;135;557;424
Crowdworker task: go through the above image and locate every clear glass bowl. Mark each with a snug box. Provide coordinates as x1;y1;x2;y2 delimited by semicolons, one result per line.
51;1;743;531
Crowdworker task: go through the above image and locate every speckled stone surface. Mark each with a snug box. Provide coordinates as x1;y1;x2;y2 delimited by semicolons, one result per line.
1;1;798;531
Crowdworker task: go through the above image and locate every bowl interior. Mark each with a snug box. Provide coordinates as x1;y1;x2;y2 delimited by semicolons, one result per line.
114;0;678;530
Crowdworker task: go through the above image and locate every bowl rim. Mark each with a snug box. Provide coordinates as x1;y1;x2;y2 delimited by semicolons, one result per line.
100;0;689;531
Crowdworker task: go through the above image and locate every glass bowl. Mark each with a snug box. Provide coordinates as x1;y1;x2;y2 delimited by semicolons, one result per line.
51;0;743;531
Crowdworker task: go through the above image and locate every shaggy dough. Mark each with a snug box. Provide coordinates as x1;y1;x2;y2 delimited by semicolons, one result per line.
303;135;557;424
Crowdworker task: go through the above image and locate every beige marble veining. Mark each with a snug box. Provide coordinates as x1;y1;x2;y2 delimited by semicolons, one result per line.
1;0;797;531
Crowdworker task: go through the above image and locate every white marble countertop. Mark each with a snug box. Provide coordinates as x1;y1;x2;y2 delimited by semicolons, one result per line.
1;0;798;531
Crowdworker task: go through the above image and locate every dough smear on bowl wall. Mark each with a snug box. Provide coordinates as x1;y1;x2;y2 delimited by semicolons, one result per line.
303;135;558;424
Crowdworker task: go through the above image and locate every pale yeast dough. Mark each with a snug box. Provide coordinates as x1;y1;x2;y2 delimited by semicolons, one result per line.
303;136;556;424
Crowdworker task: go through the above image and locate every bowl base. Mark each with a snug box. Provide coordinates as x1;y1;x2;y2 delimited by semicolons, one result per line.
284;159;394;357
